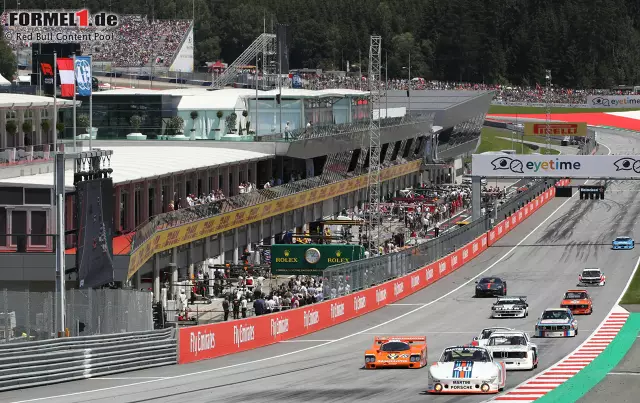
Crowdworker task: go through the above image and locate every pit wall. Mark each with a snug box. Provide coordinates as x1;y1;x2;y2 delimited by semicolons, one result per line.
179;180;570;364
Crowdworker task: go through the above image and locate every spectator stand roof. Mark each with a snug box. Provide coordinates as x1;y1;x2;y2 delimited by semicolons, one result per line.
96;87;371;113
0;94;76;109
0;146;273;190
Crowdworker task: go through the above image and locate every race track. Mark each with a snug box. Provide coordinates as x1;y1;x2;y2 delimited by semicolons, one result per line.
3;128;640;403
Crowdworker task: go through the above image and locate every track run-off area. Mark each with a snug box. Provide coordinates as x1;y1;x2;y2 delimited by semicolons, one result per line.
2;128;639;403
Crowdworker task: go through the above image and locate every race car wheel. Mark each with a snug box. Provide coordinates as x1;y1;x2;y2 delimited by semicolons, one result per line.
575;328;579;336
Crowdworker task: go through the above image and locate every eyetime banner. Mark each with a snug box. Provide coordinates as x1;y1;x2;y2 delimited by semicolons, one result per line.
587;95;640;108
523;122;587;137
472;155;640;178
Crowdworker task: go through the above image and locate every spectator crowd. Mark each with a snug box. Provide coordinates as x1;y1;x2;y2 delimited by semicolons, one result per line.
287;74;637;106
2;13;191;67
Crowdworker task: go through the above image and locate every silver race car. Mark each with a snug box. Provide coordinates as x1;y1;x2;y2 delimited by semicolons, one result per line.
491;296;528;318
471;327;514;347
428;346;506;395
484;330;538;370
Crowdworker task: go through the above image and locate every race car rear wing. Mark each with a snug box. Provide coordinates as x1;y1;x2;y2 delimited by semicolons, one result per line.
495;296;527;302
374;336;427;344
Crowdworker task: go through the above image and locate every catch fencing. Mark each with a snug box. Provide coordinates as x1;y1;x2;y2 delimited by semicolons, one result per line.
323;180;553;295
0;288;153;343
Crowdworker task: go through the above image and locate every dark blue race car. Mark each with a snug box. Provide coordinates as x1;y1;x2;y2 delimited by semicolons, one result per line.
475;277;507;297
612;236;634;250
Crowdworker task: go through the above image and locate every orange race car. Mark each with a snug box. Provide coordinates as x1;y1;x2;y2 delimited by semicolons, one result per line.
560;289;593;315
364;336;428;369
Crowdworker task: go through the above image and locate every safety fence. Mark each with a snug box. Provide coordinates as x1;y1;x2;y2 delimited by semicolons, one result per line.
0;289;153;343
322;179;551;294
176;179;568;364
0;328;176;392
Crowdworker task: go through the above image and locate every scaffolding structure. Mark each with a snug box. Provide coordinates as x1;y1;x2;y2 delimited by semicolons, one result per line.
366;35;382;254
210;33;277;89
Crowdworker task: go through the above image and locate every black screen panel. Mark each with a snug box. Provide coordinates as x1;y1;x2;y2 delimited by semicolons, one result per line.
75;178;114;288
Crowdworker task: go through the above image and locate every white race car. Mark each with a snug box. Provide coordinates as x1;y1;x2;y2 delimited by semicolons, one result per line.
491;296;528;318
471;327;514;347
578;268;606;287
485;330;538;370
428;346;506;394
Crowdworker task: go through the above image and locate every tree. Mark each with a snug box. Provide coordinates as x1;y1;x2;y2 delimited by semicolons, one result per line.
0;25;17;81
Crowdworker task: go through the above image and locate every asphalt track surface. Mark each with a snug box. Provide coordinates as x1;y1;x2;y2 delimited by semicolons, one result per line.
3;129;640;403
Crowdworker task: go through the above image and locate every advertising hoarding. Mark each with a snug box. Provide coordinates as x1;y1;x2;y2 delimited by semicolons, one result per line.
169;27;194;73
472;154;640;178
523;122;587;137
270;244;365;276
587;95;640;108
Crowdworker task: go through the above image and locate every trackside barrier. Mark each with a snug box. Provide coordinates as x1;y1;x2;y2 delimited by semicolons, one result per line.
178;179;571;364
0;328;177;392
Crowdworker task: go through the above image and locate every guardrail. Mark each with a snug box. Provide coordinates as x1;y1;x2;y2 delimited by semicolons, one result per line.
177;179;569;364
0;328;177;391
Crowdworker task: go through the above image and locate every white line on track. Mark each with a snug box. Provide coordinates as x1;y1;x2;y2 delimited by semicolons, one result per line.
90;377;169;380
608;372;640;376
7;184;576;403
387;303;426;306
279;340;335;343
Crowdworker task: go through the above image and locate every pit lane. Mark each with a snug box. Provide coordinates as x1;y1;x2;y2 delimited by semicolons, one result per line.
2;128;639;403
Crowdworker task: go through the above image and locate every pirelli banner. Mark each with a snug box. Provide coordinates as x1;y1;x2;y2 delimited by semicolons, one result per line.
271;244;365;276
472;154;640;178
524;122;587;137
127;159;421;279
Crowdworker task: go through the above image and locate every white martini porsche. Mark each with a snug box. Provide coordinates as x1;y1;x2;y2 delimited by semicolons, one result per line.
427;346;506;394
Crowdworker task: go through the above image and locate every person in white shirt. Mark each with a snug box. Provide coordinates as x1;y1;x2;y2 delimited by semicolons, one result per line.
240;297;248;318
266;297;275;313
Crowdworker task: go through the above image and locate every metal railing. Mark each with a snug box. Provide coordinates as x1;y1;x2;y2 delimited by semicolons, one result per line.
0;328;176;392
130;157;421;253
257;113;433;142
0;143;57;166
0;288;153;343
322;180;553;296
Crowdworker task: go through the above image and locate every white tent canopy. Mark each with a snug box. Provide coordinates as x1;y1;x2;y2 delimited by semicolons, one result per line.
0;74;10;86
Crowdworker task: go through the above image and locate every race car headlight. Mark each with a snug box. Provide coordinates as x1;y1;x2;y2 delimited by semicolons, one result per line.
476;285;482;289
434;383;443;392
410;355;420;362
365;356;376;363
481;383;490;393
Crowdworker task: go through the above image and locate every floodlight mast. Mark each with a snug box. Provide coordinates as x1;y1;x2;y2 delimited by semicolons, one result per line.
366;35;382;255
545;69;552;155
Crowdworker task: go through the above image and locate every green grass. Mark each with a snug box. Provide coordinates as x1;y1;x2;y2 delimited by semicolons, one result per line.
477;127;561;154
488;105;640;114
620;261;640;304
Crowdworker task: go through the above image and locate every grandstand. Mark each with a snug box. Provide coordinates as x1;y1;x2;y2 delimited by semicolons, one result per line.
1;12;192;68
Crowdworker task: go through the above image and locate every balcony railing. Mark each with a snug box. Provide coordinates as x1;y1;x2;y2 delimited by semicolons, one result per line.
0;143;59;167
256;113;433;142
130;157;421;254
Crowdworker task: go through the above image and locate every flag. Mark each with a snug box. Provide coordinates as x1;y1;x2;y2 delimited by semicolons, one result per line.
536;83;543;97
74;56;92;96
56;58;75;97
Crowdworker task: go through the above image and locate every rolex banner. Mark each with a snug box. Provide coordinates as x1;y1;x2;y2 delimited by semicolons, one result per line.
270;244;365;276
